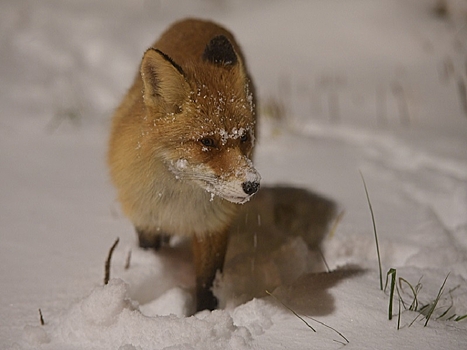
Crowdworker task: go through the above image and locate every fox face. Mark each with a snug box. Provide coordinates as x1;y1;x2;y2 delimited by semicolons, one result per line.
140;36;260;204
166;131;261;204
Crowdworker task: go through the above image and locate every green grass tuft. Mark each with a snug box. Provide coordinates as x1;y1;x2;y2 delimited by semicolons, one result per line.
398;277;422;311
360;175;466;329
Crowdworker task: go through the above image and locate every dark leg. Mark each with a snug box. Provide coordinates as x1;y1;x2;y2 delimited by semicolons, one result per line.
192;230;229;312
136;227;170;251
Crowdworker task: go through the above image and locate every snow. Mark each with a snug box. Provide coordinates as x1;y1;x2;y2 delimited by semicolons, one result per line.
1;0;467;349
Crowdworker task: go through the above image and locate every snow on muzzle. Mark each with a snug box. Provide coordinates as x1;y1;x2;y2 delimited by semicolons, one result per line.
214;165;261;204
168;157;261;204
201;158;261;204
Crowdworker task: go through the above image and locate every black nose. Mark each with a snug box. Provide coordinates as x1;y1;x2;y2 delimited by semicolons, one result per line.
242;181;260;195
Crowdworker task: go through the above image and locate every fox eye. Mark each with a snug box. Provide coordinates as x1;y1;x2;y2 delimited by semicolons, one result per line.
240;132;249;143
200;137;216;147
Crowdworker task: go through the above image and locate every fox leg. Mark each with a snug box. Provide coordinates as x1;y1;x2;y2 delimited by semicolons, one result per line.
192;230;230;312
136;227;170;251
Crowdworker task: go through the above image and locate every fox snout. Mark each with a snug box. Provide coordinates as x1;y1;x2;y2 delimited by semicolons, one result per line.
238;163;261;199
209;153;261;204
219;178;260;204
225;165;261;204
169;155;261;204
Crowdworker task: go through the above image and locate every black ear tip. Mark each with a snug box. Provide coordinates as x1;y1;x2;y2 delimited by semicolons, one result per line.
203;35;238;66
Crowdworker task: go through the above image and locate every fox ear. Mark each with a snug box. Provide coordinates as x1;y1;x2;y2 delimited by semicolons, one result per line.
141;49;190;114
203;35;249;95
203;35;238;66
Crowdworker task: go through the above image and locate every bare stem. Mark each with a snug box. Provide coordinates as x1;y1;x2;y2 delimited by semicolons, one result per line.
104;238;120;285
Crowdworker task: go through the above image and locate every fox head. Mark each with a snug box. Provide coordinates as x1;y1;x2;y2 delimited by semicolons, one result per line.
139;35;260;204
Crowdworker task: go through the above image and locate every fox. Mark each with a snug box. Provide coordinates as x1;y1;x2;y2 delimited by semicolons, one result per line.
108;18;260;312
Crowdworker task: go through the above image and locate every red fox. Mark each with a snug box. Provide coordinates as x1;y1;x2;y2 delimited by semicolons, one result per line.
108;18;260;312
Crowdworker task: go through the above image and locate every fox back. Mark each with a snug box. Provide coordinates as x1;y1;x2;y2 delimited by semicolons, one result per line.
108;18;260;311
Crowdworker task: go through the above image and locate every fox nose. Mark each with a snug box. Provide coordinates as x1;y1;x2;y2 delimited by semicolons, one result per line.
242;181;260;195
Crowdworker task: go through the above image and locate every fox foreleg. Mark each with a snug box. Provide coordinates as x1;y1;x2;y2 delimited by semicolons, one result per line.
192;230;229;312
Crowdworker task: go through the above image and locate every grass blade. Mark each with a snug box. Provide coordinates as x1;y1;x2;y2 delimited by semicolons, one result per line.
424;273;450;327
385;268;397;320
306;315;350;344
317;247;331;273
360;172;383;290
398;277;420;311
397;297;402;330
266;290;316;332
266;290;350;344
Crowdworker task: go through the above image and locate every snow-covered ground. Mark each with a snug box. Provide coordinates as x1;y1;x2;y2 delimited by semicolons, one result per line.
1;0;467;349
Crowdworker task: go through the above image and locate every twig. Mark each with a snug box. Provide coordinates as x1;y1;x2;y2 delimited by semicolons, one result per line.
39;308;45;326
125;249;132;270
104;238;120;285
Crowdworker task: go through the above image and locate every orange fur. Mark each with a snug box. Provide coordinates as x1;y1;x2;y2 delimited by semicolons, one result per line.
108;18;260;311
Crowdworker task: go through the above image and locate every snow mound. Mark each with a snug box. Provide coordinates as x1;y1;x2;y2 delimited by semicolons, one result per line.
23;279;256;350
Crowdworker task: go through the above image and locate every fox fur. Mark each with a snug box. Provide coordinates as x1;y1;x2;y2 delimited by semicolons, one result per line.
108;18;260;311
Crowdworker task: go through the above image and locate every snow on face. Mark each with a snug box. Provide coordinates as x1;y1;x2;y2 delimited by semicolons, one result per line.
192;83;254;115
167;154;260;204
165;89;258;198
174;158;188;170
